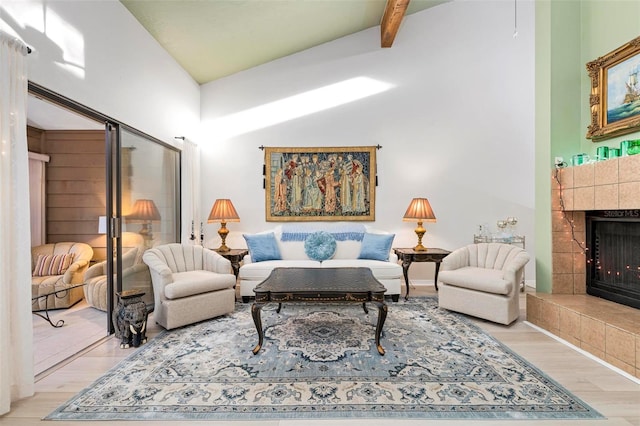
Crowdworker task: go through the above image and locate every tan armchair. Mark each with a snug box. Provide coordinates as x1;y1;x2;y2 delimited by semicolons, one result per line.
437;243;530;325
142;244;236;330
83;232;152;311
31;242;94;310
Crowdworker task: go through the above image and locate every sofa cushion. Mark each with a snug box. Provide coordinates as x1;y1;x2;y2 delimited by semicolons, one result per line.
322;259;402;280
438;267;512;295
165;271;235;299
243;232;282;262
358;233;395;261
239;260;321;281
32;253;74;276
304;231;337;262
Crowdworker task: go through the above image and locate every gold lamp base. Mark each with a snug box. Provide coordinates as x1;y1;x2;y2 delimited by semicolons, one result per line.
217;222;230;252
413;221;427;252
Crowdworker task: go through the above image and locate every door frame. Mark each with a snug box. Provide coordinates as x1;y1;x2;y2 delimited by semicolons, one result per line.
28;82;181;334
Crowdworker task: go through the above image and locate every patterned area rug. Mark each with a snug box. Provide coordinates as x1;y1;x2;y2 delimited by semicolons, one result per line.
46;298;602;421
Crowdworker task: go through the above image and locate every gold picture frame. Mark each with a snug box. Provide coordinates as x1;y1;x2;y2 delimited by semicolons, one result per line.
586;36;640;141
264;146;376;222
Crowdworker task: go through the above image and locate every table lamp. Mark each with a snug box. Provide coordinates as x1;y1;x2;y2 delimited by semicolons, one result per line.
128;199;161;245
208;199;240;252
403;197;436;251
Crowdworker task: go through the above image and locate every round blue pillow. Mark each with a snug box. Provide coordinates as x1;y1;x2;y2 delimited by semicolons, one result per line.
304;231;337;262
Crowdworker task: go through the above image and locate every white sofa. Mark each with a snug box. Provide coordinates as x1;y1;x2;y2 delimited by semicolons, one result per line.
31;242;94;311
437;243;530;325
238;224;402;302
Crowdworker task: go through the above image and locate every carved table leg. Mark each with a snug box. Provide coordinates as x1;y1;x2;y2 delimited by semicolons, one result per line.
374;301;388;355
434;262;442;291
401;258;412;300
251;303;265;355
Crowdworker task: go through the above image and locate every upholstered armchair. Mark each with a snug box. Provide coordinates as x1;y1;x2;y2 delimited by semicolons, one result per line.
31;242;94;311
142;244;236;330
437;243;530;325
83;232;152;311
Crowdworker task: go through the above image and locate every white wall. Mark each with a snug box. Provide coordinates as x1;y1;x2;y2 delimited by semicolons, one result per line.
0;0;200;145
200;1;536;283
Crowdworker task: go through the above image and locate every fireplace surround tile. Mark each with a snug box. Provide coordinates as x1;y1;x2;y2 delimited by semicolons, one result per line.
573;273;586;294
619;154;640;183
553;252;574;274
573;163;595;187
605;353;636;376
526;295;541;323
619;181;640;209
541;302;560;333
561;188;574;210
552;231;573;253
574;187;595;210
572;211;585;231
594;183;618;210
559;308;581;337
552;273;574;294
556;166;573;189
636;337;640;373
581;315;606;351
594;159;618;185
572;252;586;274
606;325;636;367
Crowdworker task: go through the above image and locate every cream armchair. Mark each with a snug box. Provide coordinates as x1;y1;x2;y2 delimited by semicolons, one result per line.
437;243;530;325
83;233;152;311
142;244;236;330
31;242;94;310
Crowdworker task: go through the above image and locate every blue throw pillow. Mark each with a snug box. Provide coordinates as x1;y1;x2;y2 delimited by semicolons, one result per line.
243;233;282;262
358;233;395;261
304;231;337;262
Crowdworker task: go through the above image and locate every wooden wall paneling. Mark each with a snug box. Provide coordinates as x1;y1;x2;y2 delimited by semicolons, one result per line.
44;130;107;261
27;126;45;153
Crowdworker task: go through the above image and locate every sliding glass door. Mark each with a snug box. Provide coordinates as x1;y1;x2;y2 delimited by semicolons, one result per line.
106;124;180;326
29;83;181;336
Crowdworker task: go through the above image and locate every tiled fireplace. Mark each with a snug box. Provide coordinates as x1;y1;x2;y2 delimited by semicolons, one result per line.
526;155;640;379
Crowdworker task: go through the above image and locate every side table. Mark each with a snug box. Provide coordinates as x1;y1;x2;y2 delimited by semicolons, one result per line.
393;248;451;299
213;248;248;278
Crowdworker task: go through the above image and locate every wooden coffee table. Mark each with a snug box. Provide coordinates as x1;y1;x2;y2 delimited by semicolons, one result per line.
251;267;388;355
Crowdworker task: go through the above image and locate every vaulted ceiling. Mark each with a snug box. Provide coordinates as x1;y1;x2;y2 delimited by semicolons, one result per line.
120;0;449;84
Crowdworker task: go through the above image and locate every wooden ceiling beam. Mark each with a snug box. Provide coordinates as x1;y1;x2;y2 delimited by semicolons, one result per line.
380;0;411;48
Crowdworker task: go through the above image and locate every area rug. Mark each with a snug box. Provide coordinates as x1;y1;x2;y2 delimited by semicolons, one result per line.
46;298;603;421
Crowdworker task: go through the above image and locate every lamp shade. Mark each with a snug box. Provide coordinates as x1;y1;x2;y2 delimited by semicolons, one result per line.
128;199;161;221
208;199;240;223
403;198;436;222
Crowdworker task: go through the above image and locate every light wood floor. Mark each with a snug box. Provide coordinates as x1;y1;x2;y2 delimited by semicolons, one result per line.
3;284;639;425
32;300;108;375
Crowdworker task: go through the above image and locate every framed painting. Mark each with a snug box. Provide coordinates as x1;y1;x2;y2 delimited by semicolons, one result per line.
586;36;640;141
264;146;376;221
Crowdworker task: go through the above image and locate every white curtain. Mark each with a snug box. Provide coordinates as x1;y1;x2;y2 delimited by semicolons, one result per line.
180;139;201;245
28;152;49;247
0;32;34;415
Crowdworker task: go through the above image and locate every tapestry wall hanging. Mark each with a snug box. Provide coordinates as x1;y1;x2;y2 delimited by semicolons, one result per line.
264;146;376;221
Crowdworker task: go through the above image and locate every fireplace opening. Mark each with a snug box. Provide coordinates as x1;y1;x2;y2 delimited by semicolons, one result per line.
586;210;640;309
